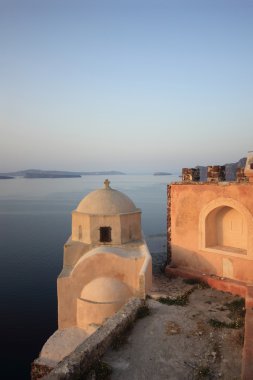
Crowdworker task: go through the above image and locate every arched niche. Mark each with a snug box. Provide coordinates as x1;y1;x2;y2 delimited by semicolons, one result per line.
205;206;246;254
199;198;252;257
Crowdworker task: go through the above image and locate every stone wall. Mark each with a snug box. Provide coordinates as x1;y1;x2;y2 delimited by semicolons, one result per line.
207;166;225;182
182;168;200;182
167;182;253;283
236;168;248;183
31;298;144;380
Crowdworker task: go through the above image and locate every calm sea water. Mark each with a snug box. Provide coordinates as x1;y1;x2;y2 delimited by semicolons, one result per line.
0;174;179;379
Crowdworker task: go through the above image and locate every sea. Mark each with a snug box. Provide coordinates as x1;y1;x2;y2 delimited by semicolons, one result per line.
0;174;179;379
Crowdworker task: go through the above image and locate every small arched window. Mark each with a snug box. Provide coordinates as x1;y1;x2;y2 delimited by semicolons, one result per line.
99;227;112;243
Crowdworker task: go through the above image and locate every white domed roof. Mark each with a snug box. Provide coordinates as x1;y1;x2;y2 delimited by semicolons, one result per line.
76;180;138;215
80;277;132;303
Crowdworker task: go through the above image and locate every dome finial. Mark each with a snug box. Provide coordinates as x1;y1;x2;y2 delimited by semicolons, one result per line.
104;179;111;189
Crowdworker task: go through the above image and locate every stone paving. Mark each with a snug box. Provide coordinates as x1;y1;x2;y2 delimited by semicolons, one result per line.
103;276;244;380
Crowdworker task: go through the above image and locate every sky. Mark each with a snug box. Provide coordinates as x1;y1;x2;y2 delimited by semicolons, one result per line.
0;0;253;173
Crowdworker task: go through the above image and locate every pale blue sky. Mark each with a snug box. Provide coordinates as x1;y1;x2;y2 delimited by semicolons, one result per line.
1;0;253;173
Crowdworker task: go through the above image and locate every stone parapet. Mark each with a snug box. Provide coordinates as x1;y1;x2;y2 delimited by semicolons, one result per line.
182;168;200;182
244;152;253;183
236;167;248;183
31;298;144;380
170;181;253;186
207;165;225;182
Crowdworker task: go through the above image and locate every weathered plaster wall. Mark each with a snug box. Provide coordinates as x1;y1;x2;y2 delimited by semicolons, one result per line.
120;213;142;243
168;182;253;283
58;251;145;328
72;211;141;245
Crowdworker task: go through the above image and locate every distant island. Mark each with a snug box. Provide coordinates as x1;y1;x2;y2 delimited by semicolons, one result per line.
24;173;81;179
153;172;172;176
0;169;125;179
0;175;14;179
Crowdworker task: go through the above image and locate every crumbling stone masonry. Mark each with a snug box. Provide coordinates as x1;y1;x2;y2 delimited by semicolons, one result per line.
207;165;225;182
236;168;248;183
182;168;200;182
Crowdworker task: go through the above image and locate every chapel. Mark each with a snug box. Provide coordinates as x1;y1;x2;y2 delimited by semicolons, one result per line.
34;180;152;369
58;179;152;330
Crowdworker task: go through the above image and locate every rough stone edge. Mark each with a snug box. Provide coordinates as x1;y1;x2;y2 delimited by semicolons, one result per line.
33;297;144;380
170;181;252;185
31;362;54;380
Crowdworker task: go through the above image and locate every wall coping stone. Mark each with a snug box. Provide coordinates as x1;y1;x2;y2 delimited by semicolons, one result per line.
33;297;144;380
169;181;252;186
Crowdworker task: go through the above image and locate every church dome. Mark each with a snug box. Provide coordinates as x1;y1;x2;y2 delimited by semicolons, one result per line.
76;179;138;215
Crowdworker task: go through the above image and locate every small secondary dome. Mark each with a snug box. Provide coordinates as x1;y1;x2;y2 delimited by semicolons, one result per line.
80;277;132;303
76;179;138;215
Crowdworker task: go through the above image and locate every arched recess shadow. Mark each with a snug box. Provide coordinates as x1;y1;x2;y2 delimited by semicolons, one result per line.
199;197;253;256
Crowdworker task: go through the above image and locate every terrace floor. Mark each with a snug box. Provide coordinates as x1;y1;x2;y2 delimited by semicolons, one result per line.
101;275;244;380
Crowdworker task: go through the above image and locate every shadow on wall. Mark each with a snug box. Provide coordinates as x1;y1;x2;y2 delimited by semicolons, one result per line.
199;197;253;260
171;245;220;277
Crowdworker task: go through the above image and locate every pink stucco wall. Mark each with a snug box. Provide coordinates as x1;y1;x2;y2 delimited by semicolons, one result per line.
168;182;253;283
